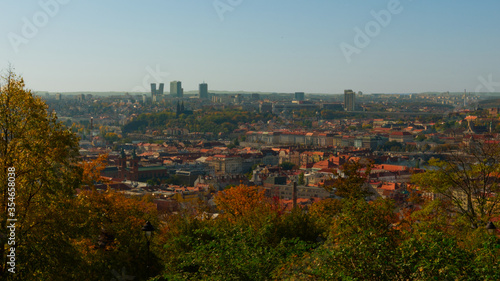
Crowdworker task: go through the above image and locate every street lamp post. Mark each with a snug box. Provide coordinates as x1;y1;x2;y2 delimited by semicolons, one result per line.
142;221;155;276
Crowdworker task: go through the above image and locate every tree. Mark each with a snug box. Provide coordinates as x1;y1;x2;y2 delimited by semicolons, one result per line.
275;199;400;280
412;140;500;228
104;132;119;143
159;208;317;281
0;70;159;280
0;69;82;278
280;162;295;171
326;160;373;200
70;188;159;280
214;184;271;225
298;172;305;185
415;134;427;142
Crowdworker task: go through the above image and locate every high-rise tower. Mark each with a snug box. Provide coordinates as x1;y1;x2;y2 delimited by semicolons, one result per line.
344;89;355;111
170;81;183;98
199;82;208;99
294;92;305;101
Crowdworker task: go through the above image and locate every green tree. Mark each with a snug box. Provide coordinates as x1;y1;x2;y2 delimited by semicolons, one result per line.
412;140;500;228
159;189;320;281
326;160;373;200
104;132;119;143
280;162;295;171
276;199;400;280
415;134;427;142
298;172;305;185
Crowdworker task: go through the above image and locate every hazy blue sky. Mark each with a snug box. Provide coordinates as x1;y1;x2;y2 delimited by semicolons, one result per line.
1;0;500;94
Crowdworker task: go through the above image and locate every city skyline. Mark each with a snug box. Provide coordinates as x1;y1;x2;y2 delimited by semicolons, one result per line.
1;1;500;94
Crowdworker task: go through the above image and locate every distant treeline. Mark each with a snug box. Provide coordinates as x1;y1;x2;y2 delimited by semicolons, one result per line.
123;109;273;135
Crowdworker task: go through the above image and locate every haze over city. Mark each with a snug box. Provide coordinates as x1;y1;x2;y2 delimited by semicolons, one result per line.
2;0;500;94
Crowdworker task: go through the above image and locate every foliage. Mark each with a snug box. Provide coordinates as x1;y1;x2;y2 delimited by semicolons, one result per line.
280;162;295;171
412;140;500;228
415;134;427;142
275;199;399;280
327;160;373;199
158;193;321;281
123;109;272;135
0;69;82;279
69;189;159;280
214;184;271;226
161;220;315;281
80;154;109;187
275;198;500;280
0;70;159;280
396;229;500;280
307;198;343;234
380;140;404;151
298;172;305;185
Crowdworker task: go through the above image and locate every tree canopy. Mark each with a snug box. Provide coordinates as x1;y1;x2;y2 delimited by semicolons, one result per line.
0;69;159;280
412;140;500;228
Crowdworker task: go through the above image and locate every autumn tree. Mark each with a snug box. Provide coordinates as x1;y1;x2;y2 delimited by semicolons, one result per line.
0;70;159;280
412;140;500;228
214;184;272;227
70;188;159;280
0;68;82;279
326;159;373;200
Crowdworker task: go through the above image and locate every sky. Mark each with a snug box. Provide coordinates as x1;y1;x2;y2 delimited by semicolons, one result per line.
1;0;500;94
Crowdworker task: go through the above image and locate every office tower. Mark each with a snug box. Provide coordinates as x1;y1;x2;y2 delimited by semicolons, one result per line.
151;83;157;96
151;83;164;103
344;89;355;111
151;83;164;95
199;82;208;99
170;81;183;97
156;83;165;95
55;93;62;101
158;83;164;95
294;92;305;101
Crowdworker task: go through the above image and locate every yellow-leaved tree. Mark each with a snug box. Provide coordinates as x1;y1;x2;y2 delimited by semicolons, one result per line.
0;68;82;279
0;69;159;280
